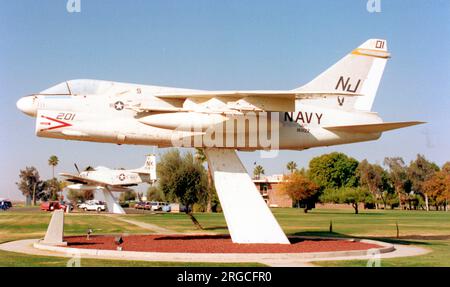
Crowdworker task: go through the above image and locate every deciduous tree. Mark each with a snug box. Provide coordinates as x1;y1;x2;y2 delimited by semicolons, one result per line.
158;149;208;229
120;190;137;202
195;148;215;212
146;186;165;202
309;152;359;189
383;157;409;209
408;154;439;211
423;162;450;211
357;160;384;209
16;167;46;206
67;190;93;202
320;187;372;214
279;172;319;213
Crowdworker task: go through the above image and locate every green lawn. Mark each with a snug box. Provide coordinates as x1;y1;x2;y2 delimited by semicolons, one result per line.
124;212;230;234
0;249;264;267
0;211;148;243
1;207;450;267
0;208;263;267
125;208;450;238
124;208;450;267
315;239;450;267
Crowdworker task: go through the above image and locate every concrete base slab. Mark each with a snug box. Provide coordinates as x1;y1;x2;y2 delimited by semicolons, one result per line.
38;240;68;247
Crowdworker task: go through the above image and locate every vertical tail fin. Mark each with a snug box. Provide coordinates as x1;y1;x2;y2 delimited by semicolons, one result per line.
143;154;157;181
133;154;157;181
295;39;390;111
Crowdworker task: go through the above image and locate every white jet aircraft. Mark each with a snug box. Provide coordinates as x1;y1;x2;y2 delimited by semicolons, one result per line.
17;39;423;244
60;155;156;214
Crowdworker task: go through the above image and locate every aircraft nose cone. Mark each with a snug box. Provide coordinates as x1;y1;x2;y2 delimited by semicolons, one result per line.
16;96;37;117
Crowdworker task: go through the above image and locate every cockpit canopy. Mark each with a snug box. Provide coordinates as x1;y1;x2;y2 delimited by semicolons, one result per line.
39;79;118;95
37;79;202;97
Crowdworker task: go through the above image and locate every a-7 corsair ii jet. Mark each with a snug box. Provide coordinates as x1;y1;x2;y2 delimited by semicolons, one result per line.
17;39;424;244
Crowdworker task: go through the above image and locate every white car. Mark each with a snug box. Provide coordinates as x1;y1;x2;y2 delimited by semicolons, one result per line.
78;200;100;210
83;201;106;212
77;202;87;209
150;201;164;211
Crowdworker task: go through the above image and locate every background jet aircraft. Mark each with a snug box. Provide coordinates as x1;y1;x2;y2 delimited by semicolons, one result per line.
60;155;156;214
17;39;425;243
61;154;156;192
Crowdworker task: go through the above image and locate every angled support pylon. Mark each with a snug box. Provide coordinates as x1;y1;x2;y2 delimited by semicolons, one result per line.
102;188;126;214
204;148;290;244
41;209;67;246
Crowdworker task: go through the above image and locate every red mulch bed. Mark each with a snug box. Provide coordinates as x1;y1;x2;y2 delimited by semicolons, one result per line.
64;235;381;253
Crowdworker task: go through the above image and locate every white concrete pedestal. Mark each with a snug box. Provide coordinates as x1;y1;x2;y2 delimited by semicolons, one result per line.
205;148;290;244
102;189;126;214
41;209;67;246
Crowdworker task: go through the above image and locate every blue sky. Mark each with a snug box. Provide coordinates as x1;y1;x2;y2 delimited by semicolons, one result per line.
1;0;449;200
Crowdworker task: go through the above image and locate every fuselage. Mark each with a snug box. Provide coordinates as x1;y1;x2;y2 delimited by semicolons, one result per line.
17;80;383;150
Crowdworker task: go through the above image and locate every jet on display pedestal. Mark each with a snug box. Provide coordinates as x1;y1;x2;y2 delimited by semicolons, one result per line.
60;155;157;214
17;39;424;244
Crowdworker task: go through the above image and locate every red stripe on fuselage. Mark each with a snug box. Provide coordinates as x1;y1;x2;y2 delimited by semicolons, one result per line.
39;115;72;132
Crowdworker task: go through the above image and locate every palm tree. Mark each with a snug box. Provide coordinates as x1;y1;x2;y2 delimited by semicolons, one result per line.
286;161;298;174
253;165;265;180
48;155;62;200
48;155;59;179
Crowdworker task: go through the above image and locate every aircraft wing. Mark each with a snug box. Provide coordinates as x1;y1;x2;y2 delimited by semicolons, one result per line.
59;173;109;186
323;121;425;133
143;90;361;112
152;90;360;99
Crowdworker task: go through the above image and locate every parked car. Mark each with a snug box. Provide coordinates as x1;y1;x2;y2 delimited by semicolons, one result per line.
83;201;106;212
63;201;74;212
161;203;171;212
150;201;164;211
134;201;147;210
0;199;12;211
78;200;100;210
145;202;153;210
179;204;191;213
119;201;129;208
40;201;68;212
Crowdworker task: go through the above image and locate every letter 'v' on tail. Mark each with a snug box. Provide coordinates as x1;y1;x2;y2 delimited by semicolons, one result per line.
295;39;390;111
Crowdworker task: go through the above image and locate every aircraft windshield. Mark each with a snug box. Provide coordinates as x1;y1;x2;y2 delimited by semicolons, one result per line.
39;82;71;95
94;166;110;171
39;79;116;95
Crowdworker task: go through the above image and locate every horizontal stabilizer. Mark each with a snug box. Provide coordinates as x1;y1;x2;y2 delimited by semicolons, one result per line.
323;121;425;133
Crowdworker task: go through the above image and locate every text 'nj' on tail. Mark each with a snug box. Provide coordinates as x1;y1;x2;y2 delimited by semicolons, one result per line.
295;39;390;111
